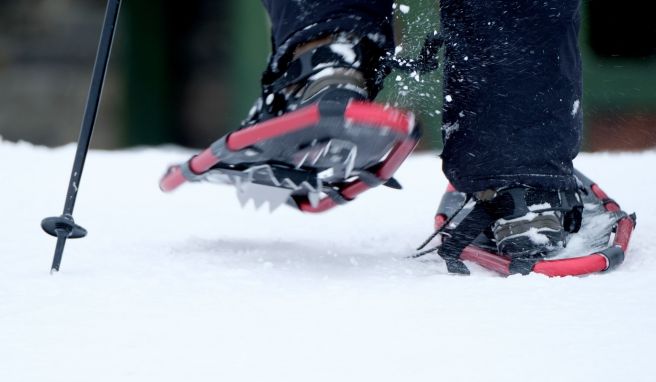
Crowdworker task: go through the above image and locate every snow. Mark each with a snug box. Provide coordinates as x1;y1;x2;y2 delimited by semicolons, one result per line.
524;227;551;245
329;43;356;64
572;99;580;116
442;121;460;139
528;202;552;211
1;138;655;381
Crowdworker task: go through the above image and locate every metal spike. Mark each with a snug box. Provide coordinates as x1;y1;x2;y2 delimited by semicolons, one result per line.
282;178;299;190
251;188;268;210
313;140;332;165
308;191;321;208
266;187;294;212
245;183;282;210
299;178;321;195
237;191;251;208
239;179;252;194
229;175;248;193
294;152;309;169
344;145;357;179
236;189;251;207
383;177;403;190
295;142;327;167
247;165;281;186
253;198;266;210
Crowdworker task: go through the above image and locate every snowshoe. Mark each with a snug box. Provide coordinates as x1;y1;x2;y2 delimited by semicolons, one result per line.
160;34;421;212
415;169;636;277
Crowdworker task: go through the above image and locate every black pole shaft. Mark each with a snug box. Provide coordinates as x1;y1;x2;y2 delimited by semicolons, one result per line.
47;0;121;273
63;0;121;215
51;231;69;272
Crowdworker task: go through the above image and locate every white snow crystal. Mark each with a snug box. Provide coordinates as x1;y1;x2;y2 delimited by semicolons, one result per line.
330;43;356;64
366;32;386;44
525;227;550;245
399;4;410;13
442;122;459;139
445;95;453;102
572;99;580;116
528;203;552;211
496;212;538;225
309;68;336;81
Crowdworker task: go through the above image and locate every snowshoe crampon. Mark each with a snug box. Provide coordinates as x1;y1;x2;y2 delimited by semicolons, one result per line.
160;99;420;213
420;169;636;277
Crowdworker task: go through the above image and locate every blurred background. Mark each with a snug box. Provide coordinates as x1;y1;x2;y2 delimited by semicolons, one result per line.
0;0;654;151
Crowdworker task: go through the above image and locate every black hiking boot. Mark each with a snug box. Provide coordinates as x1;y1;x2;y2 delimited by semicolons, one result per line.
483;187;584;258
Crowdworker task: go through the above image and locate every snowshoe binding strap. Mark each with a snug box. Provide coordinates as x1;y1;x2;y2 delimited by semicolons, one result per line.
240;34;391;130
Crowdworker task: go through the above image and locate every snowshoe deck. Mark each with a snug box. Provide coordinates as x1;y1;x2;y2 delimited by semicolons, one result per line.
160;99;420;213
425;170;636;277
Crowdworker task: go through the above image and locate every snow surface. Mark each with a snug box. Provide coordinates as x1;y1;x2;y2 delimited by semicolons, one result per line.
1;139;655;381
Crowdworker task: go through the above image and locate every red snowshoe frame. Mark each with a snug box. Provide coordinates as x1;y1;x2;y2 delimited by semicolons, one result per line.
160;100;420;213
433;174;636;277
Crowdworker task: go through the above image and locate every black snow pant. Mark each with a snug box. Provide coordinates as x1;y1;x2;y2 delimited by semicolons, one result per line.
261;0;583;193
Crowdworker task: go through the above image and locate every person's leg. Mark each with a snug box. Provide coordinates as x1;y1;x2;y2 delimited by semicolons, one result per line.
429;0;584;263
440;0;582;193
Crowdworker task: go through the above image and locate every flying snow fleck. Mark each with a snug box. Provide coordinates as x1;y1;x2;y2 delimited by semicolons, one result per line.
571;99;580;116
330;43;356;63
399;4;410;14
525;227;550;245
442;122;459;139
445;95;453;102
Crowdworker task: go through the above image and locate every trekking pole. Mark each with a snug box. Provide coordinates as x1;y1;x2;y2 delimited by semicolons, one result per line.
41;0;122;273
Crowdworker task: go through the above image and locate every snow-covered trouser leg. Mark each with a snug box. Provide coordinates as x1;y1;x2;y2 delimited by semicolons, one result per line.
440;0;583;193
261;0;395;80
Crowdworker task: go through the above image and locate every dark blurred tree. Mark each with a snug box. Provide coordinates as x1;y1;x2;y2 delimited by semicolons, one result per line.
122;0;235;147
588;1;656;58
